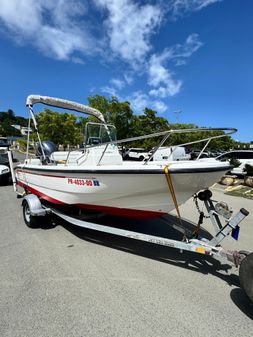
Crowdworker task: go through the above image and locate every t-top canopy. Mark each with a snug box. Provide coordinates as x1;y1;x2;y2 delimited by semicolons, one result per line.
26;95;105;123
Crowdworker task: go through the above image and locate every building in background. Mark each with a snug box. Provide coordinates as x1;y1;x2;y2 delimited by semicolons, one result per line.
11;124;32;136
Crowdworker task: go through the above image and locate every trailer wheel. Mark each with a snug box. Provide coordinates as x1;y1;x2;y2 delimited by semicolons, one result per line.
23;200;41;228
239;252;253;303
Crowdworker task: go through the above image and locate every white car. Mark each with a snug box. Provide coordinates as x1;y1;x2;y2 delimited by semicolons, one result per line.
151;146;190;161
0;150;11;184
123;148;150;161
216;150;253;176
0;164;10;185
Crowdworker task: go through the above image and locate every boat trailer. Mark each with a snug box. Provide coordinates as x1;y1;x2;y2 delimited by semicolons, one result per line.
19;188;253;303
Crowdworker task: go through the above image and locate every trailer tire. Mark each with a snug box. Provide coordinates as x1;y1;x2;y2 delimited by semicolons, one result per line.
23;200;41;228
239;252;253;303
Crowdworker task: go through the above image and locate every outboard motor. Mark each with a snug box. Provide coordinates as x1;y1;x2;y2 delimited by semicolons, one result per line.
36;141;58;163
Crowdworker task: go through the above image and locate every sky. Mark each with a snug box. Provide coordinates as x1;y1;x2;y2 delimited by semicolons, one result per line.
0;0;252;142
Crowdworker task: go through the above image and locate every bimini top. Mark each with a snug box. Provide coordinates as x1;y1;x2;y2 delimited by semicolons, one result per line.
26;95;105;123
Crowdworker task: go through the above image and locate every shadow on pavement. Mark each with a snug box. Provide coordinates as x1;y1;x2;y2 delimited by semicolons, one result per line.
230;288;253;320
54;213;240;289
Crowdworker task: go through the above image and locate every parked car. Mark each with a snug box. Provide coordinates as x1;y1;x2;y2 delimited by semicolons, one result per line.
0;152;9;165
0;136;10;147
216;150;253;176
123;148;149;161
0;164;10;185
189;150;211;160
151;146;190;161
209;150;224;157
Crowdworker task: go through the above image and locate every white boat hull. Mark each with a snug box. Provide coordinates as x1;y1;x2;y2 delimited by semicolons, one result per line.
15;161;229;218
13;95;236;219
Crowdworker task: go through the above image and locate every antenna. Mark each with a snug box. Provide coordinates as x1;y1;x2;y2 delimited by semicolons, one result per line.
174;109;182;123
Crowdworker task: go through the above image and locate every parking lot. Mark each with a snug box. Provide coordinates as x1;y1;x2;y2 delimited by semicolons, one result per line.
1;179;253;337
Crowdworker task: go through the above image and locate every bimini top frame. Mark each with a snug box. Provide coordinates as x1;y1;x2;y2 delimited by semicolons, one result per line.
26;95;105;123
25;95;106;160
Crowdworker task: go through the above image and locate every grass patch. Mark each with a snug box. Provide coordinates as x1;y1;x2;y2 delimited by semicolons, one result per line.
225;185;253;199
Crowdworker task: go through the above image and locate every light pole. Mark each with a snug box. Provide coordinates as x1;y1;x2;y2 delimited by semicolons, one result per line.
174;109;182;123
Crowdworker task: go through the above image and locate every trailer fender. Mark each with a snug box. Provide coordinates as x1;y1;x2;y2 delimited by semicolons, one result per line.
22;194;47;216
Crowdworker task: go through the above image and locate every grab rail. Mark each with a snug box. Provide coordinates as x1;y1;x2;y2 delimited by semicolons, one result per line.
29;126;237;166
79;127;237;165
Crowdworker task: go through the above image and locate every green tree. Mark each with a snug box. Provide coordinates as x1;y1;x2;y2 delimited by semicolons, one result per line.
7;109;15;119
0;110;27;136
77;116;89;137
88;95;134;140
130;108;169;149
36;109;82;147
163;124;236;151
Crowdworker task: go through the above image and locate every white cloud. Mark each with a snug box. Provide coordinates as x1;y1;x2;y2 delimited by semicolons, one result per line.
127;91;168;114
173;59;187;66
0;0;93;61
0;0;41;35
37;26;90;61
71;57;85;65
152;100;168;114
94;0;162;64
100;34;202;109
149;82;182;98
128;91;149;113
0;0;210;112
147;53;182;98
123;73;134;85
148;57;182;97
99;88;168;114
101;75;129;95
110;78;125;89
148;33;202;98
169;0;222;18
0;0;164;64
167;33;203;60
101;86;118;96
0;0;213;67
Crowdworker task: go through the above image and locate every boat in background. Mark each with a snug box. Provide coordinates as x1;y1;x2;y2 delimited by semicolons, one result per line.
14;95;235;218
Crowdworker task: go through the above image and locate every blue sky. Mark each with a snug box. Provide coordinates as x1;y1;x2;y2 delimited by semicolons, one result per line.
0;0;252;142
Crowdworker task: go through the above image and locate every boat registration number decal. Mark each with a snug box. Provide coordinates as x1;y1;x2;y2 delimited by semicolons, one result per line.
68;178;100;186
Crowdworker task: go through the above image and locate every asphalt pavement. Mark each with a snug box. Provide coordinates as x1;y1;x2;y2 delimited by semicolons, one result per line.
0;178;253;337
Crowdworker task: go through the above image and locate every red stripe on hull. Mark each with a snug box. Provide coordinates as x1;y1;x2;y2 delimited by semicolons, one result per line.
16;179;165;219
16;169;67;179
17;179;65;205
17;180;25;188
76;203;165;218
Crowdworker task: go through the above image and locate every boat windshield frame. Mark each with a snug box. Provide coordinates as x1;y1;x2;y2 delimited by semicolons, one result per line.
84;122;117;149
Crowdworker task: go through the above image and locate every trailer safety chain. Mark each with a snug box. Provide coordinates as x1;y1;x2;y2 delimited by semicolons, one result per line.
193;194;210;219
190;211;204;239
190;193;211;239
